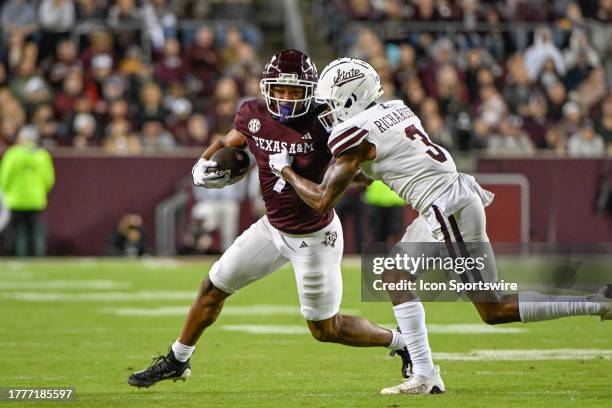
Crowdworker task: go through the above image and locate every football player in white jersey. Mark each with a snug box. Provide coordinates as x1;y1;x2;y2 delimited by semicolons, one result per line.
269;58;612;395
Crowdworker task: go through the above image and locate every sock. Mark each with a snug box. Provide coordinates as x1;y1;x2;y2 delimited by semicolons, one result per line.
171;339;195;362
518;292;603;322
393;301;436;377
386;328;406;351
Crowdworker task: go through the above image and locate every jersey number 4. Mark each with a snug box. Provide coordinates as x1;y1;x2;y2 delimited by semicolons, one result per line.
404;125;447;163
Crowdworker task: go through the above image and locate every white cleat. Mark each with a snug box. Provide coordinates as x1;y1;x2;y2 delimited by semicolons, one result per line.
380;366;445;395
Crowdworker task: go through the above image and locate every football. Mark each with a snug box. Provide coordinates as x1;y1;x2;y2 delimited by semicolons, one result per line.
211;147;250;184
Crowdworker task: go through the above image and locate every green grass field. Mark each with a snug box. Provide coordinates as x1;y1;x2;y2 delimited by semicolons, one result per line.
1;258;610;407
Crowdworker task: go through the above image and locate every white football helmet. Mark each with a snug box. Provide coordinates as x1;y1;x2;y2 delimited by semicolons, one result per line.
315;58;383;131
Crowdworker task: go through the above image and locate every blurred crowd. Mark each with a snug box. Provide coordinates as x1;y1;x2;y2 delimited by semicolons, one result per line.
321;0;612;156
0;0;260;153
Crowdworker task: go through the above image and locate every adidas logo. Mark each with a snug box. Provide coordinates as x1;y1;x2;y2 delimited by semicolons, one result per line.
299;241;308;248
302;132;312;140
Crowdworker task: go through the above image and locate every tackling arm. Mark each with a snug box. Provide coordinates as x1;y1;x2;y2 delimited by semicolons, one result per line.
281;142;370;213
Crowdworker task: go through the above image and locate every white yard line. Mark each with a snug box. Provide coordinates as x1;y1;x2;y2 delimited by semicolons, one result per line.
218;323;528;335
0;280;131;290
433;349;612;361
103;305;361;316
3;291;196;301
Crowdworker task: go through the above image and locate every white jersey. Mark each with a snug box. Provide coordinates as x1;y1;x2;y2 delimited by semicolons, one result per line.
328;100;493;216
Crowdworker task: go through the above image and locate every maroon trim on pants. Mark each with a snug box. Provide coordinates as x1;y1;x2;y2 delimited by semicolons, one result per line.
448;214;485;284
447;215;464;243
432;205;456;258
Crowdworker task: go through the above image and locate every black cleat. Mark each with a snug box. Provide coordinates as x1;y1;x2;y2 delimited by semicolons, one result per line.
127;349;191;388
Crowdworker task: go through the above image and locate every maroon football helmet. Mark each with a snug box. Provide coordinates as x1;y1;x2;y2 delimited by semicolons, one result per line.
260;49;318;122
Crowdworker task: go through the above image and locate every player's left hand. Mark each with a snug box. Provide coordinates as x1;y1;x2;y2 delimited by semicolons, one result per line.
269;149;293;178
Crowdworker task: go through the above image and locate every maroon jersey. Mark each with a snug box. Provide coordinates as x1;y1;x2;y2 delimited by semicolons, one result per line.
234;99;333;234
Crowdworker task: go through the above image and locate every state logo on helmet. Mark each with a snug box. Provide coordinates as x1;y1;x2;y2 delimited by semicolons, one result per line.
315;58;383;131
260;49;318;123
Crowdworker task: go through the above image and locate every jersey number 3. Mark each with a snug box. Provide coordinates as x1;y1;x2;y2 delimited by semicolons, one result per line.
404;125;447;163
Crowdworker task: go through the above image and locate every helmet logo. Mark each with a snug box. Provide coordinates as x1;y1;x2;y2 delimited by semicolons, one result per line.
333;68;365;86
248;118;261;133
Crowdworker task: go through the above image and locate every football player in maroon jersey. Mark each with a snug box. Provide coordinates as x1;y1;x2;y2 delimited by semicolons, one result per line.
127;50;411;388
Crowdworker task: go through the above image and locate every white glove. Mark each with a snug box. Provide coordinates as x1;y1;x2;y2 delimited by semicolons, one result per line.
269;149;293;178
192;158;228;188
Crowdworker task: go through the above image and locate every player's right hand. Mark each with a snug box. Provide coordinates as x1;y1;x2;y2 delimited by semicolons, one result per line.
192;158;227;188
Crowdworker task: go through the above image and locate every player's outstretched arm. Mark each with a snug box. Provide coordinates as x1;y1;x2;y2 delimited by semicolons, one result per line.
281;142;370;213
192;129;248;188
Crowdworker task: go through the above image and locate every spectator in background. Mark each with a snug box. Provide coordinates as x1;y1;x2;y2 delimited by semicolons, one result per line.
0;0;38;45
0;90;27;145
0;126;55;256
420;37;462;99
75;0;107;19
567;123;605;156
80;31;114;70
142;0;177;51
22;76;53;117
560;100;583;139
522;93;551;148
105;213;148;256
347;28;385;61
8;58;37;104
140;119;176;152
220;26;246;73
179;217;215;255
38;0;75;61
594;93;612;148
107;0;142;58
223;42;260;79
487;115;535;156
165;97;192;143
33;104;61;148
502;53;533;115
137;82;166;127
209;77;239;134
84;53;113;114
435;64;468;118
545;80;567;121
573;67;606;114
47;39;82;88
184;113;211;147
523;26;565;80
103;117;141;154
392;44;417;89
400;76;425;111
72;112;97;148
185;26;220;97
154;38;187;86
478;84;507;128
54;70;83;122
107;0;141;27
563;29;600;72
545;125;567;155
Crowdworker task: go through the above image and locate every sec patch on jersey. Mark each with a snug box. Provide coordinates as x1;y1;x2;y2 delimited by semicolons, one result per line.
211;147;250;184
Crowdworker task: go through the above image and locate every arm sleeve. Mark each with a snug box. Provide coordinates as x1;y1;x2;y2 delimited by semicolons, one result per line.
327;126;369;157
